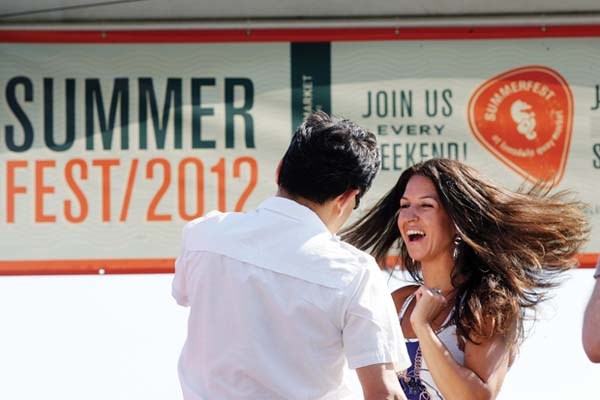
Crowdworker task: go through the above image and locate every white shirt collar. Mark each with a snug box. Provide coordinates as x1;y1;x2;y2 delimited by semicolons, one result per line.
257;196;335;238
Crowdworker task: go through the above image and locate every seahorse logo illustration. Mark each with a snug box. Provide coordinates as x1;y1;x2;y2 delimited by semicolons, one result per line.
467;65;573;186
510;100;537;141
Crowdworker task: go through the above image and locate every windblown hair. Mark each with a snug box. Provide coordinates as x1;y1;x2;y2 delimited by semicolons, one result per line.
343;158;589;351
278;111;380;205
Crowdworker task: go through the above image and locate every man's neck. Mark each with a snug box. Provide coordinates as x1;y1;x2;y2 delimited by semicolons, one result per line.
276;188;338;234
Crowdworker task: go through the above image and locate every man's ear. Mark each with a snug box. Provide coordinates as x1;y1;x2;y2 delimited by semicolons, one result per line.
275;160;282;184
336;188;360;215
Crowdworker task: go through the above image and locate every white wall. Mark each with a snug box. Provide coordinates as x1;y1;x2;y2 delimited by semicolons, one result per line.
0;269;598;399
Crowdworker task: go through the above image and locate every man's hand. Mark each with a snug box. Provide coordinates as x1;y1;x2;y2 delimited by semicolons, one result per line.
356;363;407;400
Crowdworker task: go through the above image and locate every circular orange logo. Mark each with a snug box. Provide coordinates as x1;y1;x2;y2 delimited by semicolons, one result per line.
468;66;573;186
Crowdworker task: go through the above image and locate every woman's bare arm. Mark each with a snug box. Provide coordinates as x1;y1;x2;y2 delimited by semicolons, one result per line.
411;286;512;400
583;278;600;363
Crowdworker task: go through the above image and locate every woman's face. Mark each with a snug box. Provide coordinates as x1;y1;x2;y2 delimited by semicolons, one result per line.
397;175;457;266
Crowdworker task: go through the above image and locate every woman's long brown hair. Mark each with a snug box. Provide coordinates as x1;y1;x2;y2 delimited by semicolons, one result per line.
343;158;589;352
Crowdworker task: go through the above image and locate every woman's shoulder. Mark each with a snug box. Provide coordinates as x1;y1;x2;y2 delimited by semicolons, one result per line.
391;284;419;313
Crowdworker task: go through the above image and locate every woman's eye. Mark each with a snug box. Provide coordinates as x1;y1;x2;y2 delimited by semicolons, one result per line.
399;204;409;209
421;203;434;208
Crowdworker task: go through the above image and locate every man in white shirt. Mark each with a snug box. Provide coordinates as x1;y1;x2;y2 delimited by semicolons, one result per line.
172;111;410;400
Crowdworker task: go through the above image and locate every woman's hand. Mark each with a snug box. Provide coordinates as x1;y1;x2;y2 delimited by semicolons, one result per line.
409;285;512;400
409;286;448;331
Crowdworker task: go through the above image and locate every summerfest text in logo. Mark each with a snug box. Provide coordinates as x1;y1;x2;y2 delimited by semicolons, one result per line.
468;66;573;186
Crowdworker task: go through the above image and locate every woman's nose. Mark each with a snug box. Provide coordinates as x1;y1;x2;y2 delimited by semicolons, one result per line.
398;207;417;222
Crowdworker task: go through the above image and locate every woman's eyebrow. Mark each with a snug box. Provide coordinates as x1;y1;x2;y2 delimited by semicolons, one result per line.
401;194;438;200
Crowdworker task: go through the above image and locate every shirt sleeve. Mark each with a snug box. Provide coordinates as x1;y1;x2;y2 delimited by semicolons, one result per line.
172;224;190;307
342;262;411;372
171;212;223;307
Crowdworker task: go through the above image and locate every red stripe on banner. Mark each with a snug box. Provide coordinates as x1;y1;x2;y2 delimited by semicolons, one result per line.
577;253;600;269
2;25;600;43
0;259;174;275
0;253;597;275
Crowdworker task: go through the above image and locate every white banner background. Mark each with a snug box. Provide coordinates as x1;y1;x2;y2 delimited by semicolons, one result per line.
1;36;599;265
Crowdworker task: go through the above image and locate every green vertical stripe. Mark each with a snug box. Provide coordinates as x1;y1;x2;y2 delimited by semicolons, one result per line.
290;42;331;134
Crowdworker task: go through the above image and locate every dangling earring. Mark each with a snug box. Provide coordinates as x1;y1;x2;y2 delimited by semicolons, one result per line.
453;236;462;261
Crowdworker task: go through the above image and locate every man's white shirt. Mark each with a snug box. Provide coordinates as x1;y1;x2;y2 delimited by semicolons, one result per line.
172;197;410;400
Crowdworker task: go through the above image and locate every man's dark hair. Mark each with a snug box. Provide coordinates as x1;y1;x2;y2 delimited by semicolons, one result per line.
278;111;380;205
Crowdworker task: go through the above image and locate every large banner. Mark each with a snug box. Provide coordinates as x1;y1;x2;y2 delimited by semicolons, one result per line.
1;28;599;273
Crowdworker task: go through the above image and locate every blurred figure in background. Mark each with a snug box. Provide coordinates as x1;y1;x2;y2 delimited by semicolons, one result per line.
583;256;600;363
344;158;589;399
172;111;410;400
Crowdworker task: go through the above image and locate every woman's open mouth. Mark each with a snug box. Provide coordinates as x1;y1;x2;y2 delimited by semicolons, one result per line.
406;230;426;242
